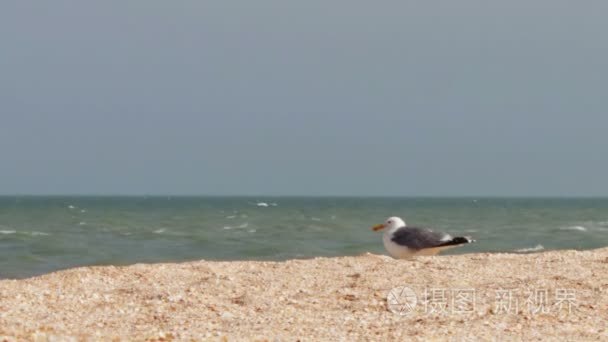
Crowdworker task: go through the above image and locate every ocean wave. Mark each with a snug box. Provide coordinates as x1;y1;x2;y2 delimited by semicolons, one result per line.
254;202;278;207
560;226;587;232
514;244;544;253
224;222;249;230
0;230;51;236
153;228;167;234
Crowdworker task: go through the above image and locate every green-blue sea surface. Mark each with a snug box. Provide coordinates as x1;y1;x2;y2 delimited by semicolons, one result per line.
1;196;607;278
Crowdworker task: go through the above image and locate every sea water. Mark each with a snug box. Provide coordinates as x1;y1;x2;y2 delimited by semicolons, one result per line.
1;196;607;278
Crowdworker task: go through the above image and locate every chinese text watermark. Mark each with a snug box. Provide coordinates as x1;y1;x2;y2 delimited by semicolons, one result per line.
387;286;578;316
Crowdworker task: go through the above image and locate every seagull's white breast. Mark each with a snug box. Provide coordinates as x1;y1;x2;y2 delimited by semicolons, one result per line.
382;230;415;259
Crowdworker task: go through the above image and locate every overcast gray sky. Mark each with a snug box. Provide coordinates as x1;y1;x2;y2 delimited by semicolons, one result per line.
1;1;607;196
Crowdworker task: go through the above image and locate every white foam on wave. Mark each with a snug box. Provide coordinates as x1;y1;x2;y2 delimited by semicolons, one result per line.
248;229;256;233
226;215;236;219
270;203;278;207
311;217;322;222
515;244;544;253
154;228;166;234
68;205;76;209
224;222;249;230
30;231;50;236
256;202;269;207
560;226;587;232
0;230;16;234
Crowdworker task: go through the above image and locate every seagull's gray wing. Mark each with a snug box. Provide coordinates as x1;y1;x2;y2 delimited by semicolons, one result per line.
390;226;452;250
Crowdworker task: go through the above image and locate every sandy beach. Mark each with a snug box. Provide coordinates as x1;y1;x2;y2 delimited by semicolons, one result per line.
0;248;607;341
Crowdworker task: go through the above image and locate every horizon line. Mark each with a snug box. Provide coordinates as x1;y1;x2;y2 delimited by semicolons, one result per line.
1;194;607;199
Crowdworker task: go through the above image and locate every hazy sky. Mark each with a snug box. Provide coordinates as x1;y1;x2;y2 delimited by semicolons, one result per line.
1;1;607;196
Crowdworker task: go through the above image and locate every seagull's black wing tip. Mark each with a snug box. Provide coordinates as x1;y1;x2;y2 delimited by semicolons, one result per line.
438;236;475;247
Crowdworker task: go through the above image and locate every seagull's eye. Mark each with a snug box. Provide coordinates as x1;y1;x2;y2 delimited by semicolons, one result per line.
388;220;392;224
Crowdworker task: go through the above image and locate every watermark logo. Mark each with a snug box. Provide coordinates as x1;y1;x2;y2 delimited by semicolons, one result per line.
386;286;577;316
387;286;418;315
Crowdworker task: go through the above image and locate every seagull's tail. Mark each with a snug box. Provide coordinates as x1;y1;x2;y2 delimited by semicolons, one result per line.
437;236;475;247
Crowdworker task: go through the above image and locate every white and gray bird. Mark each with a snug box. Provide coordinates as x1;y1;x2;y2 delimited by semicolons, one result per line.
371;216;474;259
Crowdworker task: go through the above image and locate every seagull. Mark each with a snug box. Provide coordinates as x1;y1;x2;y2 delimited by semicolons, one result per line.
371;216;474;259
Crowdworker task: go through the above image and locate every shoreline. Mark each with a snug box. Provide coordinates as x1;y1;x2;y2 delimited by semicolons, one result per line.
1;248;607;340
0;245;594;281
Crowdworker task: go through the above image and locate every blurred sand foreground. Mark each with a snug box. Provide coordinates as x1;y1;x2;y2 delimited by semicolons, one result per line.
0;249;607;341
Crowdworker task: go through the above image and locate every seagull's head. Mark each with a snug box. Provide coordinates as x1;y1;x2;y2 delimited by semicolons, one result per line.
372;216;406;232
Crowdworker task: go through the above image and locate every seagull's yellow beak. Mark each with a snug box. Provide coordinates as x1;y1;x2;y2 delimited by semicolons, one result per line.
372;223;385;232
